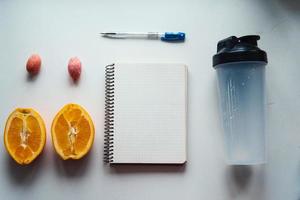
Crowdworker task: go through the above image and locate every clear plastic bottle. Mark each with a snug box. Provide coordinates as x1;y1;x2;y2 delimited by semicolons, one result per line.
213;35;268;165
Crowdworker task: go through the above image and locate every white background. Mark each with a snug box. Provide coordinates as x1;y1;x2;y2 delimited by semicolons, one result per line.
0;0;300;200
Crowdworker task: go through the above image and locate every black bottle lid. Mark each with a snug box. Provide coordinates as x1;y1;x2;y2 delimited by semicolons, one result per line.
212;35;268;68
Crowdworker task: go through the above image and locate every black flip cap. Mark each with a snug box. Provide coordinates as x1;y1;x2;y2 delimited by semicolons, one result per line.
212;35;268;68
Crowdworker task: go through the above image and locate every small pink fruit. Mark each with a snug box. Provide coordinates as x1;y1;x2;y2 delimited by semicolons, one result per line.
68;57;81;81
26;54;41;75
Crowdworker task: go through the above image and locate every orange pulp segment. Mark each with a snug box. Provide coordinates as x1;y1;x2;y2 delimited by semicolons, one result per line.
51;103;94;160
4;108;46;165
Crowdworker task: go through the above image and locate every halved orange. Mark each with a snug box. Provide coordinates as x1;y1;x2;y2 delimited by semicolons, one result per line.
4;108;46;165
51;103;94;160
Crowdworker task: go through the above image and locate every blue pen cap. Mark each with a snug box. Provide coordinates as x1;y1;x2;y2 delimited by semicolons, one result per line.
161;32;185;42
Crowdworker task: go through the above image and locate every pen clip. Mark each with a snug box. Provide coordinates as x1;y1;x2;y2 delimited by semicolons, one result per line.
160;32;185;42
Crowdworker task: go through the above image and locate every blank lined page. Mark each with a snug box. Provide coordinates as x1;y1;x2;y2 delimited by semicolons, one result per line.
112;63;187;164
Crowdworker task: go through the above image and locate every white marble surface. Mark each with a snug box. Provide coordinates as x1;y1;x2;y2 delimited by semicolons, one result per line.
0;0;299;199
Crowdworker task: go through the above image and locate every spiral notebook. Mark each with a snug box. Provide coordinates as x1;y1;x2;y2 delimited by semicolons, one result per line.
104;63;187;164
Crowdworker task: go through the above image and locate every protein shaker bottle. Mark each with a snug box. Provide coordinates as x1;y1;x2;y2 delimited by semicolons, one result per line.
213;35;268;165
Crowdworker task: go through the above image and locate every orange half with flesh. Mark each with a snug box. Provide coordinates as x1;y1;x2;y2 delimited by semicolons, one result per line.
51;104;94;160
4;108;46;165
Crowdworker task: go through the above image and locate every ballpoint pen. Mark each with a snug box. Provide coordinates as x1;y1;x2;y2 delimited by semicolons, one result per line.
100;32;185;42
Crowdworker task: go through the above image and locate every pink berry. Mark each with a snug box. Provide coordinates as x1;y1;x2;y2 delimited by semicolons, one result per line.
26;54;41;75
68;57;82;81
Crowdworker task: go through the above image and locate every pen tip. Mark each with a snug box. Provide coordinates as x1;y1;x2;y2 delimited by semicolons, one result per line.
101;32;116;35
100;32;110;37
